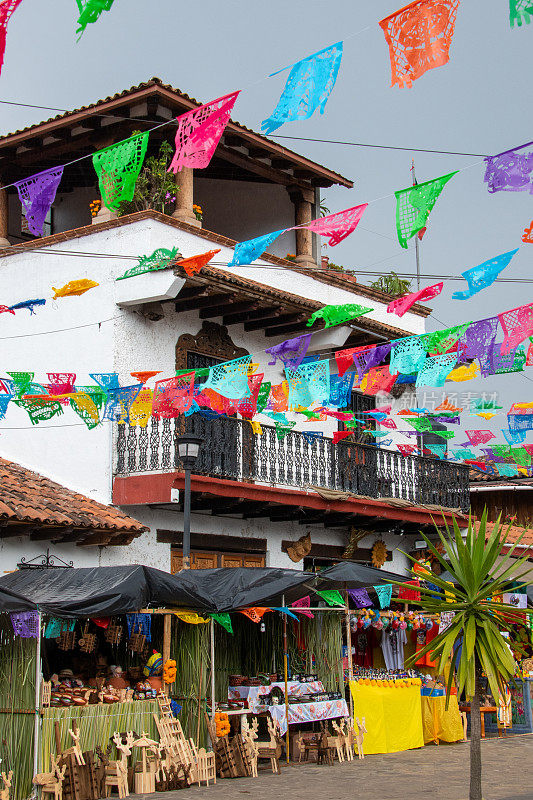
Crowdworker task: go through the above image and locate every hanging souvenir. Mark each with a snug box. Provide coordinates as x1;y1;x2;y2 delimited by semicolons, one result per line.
371;540;388;568
52;279;99;299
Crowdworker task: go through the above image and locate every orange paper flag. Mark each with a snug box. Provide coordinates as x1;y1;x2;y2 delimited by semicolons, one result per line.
239;608;271;623
379;0;460;89
177;249;221;277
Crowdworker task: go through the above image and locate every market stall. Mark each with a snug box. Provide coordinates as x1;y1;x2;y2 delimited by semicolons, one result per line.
349;678;424;755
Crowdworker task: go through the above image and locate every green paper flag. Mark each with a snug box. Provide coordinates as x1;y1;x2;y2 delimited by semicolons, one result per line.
93;132;149;212
76;0;115;38
510;0;533;27
395;172;457;249
316;589;345;607
374;584;392;609
511;447;531;466
211;613;233;634
307;303;372;329
423;323;471;355
256;381;271;413
405;417;433;432
432;430;455;440
274;420;296;440
117;247;181;281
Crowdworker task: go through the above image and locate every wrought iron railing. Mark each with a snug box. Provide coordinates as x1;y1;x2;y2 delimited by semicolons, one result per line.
115;416;470;511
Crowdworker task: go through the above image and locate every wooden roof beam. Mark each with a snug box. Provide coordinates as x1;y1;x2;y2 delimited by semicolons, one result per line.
244;312;303;332
265;318;310;337
174;292;230;313
223;305;280;326
217;144;311;189
199;299;256;320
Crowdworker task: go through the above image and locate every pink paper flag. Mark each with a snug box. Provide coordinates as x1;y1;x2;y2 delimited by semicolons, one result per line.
168;91;241;173
465;430;495;446
387;282;443;317
398;444;417;456
380;417;397;429
291;596;314;618
499;303;533;355
0;0;22;77
301;204;368;246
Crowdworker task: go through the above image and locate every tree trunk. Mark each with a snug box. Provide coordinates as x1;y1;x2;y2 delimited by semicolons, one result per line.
469;668;482;800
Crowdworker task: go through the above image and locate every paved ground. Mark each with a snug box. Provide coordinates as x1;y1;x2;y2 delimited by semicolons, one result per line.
133;735;533;800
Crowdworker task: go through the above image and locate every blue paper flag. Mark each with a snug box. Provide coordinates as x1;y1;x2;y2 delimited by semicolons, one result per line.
426;443;447;459
271;606;300;621
495;463;519;477
502;428;526;445
452;249;519;300
374;584;392;609
228;229;287;267
261;42;343;135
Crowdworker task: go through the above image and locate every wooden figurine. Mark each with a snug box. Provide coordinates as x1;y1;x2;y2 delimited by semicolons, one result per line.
339;719;354;762
329;721;345;762
0;771;12;800
316;730;334;766
34;757;66;800
104;732;134;799
354;717;367;760
64;728;85;766
256;718;281;775
295;733;305;763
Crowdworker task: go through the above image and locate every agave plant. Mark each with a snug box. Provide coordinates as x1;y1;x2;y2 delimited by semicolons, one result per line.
394;511;530;800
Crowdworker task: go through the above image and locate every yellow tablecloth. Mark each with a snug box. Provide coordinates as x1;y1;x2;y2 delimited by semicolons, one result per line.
421;694;464;744
349;681;424;755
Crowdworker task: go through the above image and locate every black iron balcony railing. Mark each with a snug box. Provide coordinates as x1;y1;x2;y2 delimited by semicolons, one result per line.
115;416;470;511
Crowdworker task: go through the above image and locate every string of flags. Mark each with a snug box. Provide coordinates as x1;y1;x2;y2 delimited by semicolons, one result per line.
1;0;533;254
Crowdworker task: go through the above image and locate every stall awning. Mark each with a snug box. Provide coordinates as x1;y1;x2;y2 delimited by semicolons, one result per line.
316;561;405;589
0;565;315;616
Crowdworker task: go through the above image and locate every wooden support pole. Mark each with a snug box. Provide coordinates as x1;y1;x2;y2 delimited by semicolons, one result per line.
162;614;172;669
282;594;290;764
344;591;354;720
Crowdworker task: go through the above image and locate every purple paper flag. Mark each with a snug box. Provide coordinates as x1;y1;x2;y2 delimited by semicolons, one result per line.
457;317;499;362
353;343;393;380
348;588;373;609
10;611;39;638
266;333;313;370
14;166;64;237
484;141;533;194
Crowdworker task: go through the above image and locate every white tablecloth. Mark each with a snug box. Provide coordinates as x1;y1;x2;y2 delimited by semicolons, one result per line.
268;698;350;735
228;680;324;711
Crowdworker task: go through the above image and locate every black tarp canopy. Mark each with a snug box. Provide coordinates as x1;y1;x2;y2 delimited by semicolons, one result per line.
0;565;315;617
316;561;405;589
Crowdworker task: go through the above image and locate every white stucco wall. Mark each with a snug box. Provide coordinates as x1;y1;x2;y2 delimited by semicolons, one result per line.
0;215;426;574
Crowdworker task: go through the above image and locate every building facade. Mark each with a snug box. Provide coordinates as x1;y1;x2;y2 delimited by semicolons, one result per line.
0;79;469;574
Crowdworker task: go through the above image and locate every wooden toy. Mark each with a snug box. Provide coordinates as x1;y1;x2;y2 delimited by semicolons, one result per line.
64;729;85;766
0;771;12;800
241;717;259;776
354;717;367;759
132;733;159;794
329;722;345;762
34;757;66;800
104;732;133;799
78;623;97;654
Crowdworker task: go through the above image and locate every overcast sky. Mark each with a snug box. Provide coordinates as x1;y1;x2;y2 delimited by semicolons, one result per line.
1;0;532;438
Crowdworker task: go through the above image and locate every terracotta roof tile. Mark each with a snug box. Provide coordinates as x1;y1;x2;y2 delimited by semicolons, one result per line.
474;519;533;547
0;456;146;540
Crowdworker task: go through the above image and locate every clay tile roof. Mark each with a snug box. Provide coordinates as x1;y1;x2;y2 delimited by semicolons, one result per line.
0;77;352;188
0;456;147;539
474;519;533;548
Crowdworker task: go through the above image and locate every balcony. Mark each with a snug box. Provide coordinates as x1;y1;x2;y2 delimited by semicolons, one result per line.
115;416;470;512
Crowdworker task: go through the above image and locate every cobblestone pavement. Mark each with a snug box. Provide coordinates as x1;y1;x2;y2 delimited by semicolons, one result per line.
135;735;533;800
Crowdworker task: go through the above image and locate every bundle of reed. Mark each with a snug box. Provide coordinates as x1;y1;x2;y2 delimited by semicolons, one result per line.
0;615;37;800
171;618;210;747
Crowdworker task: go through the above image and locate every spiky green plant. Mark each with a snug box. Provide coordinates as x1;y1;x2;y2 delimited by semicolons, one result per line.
394;512;530;800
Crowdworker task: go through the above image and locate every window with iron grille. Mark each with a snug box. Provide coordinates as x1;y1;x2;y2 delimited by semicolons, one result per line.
339;390;376;442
